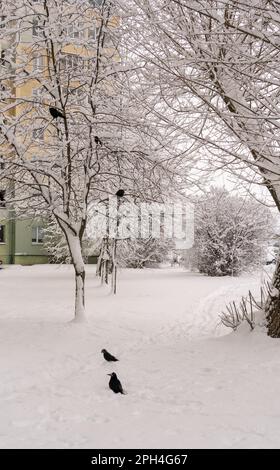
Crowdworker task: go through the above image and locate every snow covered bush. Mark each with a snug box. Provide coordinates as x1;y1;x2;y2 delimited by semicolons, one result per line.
117;237;174;268
194;188;272;277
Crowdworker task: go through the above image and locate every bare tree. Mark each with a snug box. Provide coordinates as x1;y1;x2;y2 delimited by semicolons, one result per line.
123;0;280;336
0;0;192;320
0;0;181;320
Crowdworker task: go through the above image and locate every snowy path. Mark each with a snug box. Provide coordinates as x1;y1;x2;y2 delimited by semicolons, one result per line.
0;265;279;448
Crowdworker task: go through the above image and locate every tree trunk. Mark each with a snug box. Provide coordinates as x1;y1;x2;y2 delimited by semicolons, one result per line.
61;227;86;322
69;235;86;322
74;267;86;322
265;252;280;337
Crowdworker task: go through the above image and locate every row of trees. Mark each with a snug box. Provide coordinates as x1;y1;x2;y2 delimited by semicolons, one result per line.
119;0;280;337
1;0;280;337
43;186;272;277
0;0;188;320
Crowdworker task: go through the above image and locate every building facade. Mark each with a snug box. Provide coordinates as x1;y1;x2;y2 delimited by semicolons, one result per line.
0;0;107;265
0;205;48;264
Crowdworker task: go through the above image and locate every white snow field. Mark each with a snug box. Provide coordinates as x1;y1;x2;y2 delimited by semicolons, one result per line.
0;265;280;449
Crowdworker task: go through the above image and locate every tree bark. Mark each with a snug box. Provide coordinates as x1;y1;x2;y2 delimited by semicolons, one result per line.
57;219;86;322
68;234;86;322
265;252;280;337
74;266;86;322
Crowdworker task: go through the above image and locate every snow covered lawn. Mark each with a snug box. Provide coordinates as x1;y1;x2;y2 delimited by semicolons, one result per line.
1;265;280;448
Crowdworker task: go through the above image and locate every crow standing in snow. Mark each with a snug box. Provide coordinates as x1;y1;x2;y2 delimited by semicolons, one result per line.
108;372;126;394
49;107;65;119
101;348;119;362
115;189;125;198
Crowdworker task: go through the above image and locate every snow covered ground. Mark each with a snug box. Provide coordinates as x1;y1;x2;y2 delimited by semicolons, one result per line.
1;264;280;449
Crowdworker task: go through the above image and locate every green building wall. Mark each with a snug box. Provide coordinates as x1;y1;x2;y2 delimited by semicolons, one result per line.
0;212;48;265
0;209;15;264
14;219;48;265
0;211;98;265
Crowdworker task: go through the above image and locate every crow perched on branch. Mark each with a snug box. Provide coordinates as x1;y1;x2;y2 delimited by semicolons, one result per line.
49;107;65;119
101;349;119;362
108;372;126;394
94;135;102;146
116;189;125;198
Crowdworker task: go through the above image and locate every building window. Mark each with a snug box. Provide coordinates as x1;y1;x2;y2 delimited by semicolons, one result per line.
60;53;81;70
32;88;42;108
0;189;5;207
0;15;6;28
67;23;84;39
32;128;44;140
0;49;6;66
0;225;5;243
32;17;44;37
88;0;104;8
67;86;89;106
60;53;94;75
0;82;5;92
88;25;100;40
32;226;44;244
86;57;96;72
33;55;44;71
31;155;49;165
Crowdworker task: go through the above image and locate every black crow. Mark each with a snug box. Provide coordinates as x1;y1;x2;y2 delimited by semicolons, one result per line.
101;348;119;362
94;135;102;146
116;189;125;198
108;372;126;394
49;107;65;119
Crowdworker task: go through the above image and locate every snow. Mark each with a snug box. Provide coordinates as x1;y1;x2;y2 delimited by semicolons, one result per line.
271;287;279;298
0;264;279;448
